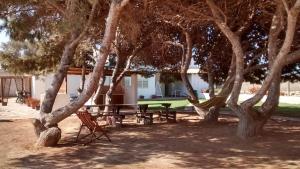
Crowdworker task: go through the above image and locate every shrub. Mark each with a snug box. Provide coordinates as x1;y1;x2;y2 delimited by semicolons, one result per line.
248;86;260;94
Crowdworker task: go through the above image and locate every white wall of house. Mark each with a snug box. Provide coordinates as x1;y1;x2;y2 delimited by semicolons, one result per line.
124;74;138;104
137;72;209;99
32;74;69;110
189;74;209;98
137;75;156;99
32;76;47;99
67;75;81;96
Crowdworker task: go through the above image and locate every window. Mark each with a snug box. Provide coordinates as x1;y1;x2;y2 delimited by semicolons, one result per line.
104;76;112;86
138;77;148;89
124;77;131;87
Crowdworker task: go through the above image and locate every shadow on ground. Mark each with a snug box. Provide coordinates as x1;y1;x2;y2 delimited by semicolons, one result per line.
7;115;300;169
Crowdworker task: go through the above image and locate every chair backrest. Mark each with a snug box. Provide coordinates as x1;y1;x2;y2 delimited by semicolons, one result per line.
76;111;97;130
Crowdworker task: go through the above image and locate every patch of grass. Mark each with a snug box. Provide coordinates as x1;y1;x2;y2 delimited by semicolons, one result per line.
275;103;300;118
138;99;300;118
138;98;205;110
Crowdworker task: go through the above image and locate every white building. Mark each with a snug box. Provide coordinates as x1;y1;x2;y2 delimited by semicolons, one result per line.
31;70;138;110
137;58;209;99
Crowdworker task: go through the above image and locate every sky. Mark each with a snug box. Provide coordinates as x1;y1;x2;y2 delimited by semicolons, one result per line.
0;19;10;45
0;30;9;44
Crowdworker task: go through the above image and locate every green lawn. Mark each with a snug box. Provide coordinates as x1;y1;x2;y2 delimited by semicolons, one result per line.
138;99;300;118
138;99;191;110
275;103;300;118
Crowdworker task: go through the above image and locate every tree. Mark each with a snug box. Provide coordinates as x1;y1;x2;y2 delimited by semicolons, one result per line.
34;0;130;146
206;0;300;138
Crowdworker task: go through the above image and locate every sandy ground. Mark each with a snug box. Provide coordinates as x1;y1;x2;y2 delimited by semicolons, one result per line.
0;99;39;120
0;99;300;169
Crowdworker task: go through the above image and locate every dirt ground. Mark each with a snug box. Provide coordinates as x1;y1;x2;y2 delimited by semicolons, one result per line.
0;113;300;169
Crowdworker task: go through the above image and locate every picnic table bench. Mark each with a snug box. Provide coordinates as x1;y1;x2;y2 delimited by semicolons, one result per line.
84;103;177;126
137;103;177;123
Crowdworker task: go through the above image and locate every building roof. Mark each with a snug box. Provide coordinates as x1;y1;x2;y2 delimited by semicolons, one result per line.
67;67;140;76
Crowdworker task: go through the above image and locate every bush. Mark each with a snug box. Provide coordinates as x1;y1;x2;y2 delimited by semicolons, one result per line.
248;86;260;94
139;95;145;99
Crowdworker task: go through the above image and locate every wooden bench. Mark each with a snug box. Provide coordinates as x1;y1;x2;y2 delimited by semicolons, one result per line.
136;112;154;125
159;110;176;123
136;104;154;125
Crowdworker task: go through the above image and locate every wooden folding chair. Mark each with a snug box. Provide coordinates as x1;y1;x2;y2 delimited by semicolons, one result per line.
75;110;112;144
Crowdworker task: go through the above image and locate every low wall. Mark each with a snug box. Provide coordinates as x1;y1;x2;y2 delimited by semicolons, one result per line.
203;93;300;104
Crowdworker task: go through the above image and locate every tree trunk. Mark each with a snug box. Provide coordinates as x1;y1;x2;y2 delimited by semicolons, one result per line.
35;0;130;147
207;54;215;98
200;106;220;123
40;35;79;115
33;1;99;146
180;30;198;102
237;1;300;139
237;112;266;139
93;77;105;104
35;34;79;146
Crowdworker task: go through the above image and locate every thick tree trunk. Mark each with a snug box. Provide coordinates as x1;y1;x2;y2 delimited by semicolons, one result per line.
40;35;79;115
35;0;129;146
237;112;266;139
35;35;79;146
34;1;99;146
238;1;300;139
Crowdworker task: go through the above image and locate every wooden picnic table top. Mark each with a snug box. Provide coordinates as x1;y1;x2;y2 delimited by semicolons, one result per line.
85;103;174;117
85;104;138;108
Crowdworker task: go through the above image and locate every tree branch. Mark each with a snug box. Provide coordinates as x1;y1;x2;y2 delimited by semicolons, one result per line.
45;0;66;17
69;1;98;48
241;0;300;108
281;0;290;13
285;49;300;65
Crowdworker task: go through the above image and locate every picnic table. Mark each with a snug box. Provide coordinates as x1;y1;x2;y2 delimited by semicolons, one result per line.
84;103;176;126
136;103;177;123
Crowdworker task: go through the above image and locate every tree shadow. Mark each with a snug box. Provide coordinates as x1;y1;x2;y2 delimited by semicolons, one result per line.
0;120;13;122
8;116;300;169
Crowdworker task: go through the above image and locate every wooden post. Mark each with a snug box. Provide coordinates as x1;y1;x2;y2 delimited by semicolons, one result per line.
65;77;68;94
29;77;32;97
287;81;291;96
21;78;24;91
1;78;3;102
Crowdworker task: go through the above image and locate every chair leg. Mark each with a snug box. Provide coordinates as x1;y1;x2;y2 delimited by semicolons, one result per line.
75;124;84;142
104;132;112;143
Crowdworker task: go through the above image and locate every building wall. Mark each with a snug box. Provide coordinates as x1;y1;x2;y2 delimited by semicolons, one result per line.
190;74;209;98
137;73;209;98
32;76;47;99
0;70;31;97
0;78;17;97
137;75;156;99
124;74;138;104
165;74;208;98
67;75;81;96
